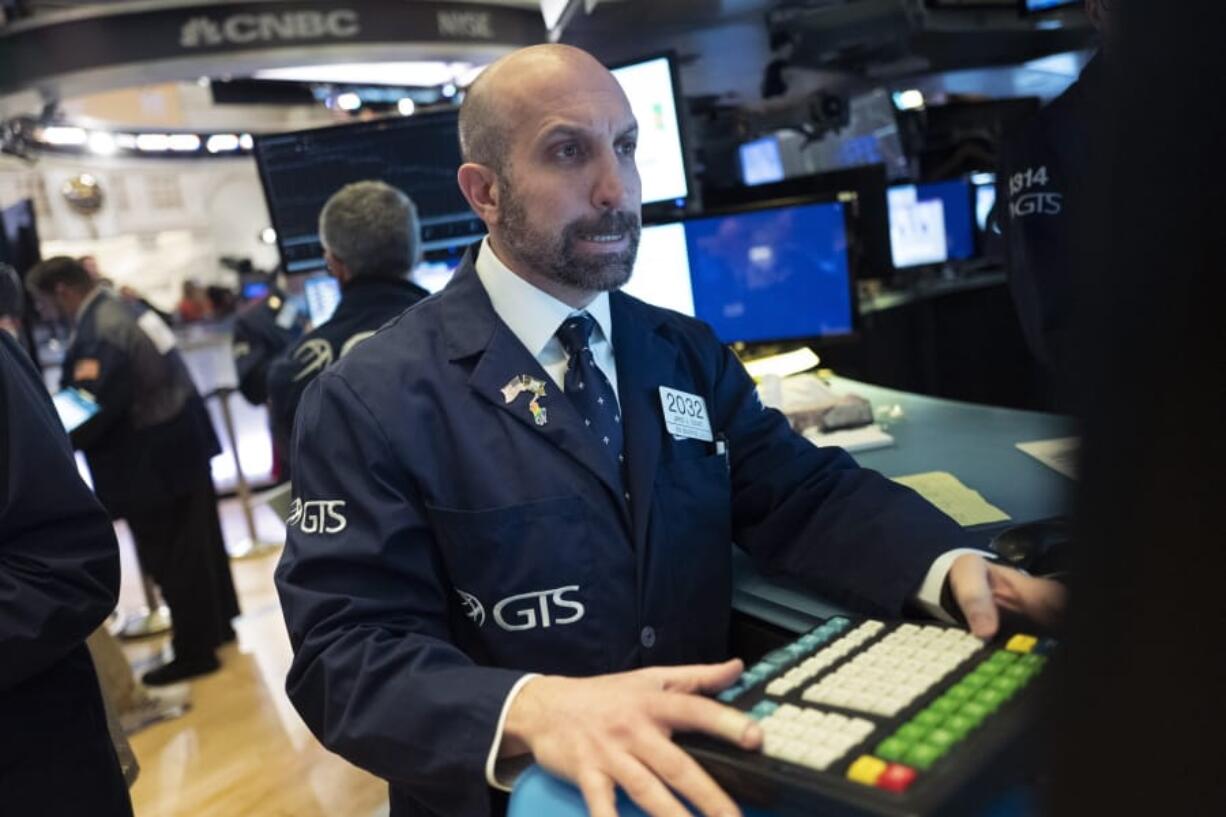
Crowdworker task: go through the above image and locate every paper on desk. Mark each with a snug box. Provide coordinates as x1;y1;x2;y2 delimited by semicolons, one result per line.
1016;437;1079;480
892;471;1011;527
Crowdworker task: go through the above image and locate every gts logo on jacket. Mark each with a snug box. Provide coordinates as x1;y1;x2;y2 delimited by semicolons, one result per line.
456;585;586;632
287;499;347;534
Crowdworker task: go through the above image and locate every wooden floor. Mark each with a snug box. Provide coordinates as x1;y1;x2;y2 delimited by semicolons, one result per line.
115;500;389;817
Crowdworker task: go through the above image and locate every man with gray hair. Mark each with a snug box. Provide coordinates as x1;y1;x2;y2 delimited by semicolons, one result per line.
266;180;429;473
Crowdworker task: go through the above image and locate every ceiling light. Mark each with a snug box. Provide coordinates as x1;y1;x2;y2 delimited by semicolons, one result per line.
336;92;362;111
239;134;254;150
40;126;88;146
168;134;201;151
397;98;416;116
256;61;476;87
441;83;457;98
136;133;171;151
87;131;118;156
206;134;241;153
259;227;277;245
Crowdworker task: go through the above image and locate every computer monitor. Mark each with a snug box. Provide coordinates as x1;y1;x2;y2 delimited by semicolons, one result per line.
253;111;485;276
704;164;893;280
685;200;854;344
610;54;690;207
622;221;695;316
887;179;975;269
303;275;342;326
739;137;787;188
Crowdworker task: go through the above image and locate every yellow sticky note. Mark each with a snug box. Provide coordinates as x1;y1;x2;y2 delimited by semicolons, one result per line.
892;471;1011;527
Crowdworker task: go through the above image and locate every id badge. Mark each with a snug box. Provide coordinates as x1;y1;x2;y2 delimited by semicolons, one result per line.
659;386;713;442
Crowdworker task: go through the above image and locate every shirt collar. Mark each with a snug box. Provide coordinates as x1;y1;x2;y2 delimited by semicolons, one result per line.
474;236;613;357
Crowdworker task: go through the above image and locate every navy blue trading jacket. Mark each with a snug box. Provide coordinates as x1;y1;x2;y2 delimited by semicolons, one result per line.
265;275;428;471
275;246;975;817
1;331;131;815
999;55;1107;405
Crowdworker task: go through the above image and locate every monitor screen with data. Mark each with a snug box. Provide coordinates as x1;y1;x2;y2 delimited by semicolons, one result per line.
254;111;486;275
610;55;689;206
623;201;855;344
888;179;975;269
685;201;853;343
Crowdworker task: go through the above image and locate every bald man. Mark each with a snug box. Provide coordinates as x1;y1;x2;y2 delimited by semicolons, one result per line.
276;45;1065;817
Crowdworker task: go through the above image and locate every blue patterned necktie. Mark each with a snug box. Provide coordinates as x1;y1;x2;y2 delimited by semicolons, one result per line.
555;313;626;486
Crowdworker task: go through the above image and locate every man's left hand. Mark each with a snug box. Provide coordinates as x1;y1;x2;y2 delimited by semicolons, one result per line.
947;554;1067;639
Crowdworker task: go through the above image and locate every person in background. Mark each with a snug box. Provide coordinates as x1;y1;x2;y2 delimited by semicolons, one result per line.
26;256;240;685
998;0;1113;410
177;279;213;323
1;322;132;816
232;272;307;482
265;181;429;475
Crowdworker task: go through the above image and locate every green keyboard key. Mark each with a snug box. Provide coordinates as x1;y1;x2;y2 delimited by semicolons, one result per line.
1018;654;1045;669
929;696;960;716
960;700;991;723
961;670;989;689
926;727;960;752
945;713;977;738
896;722;928;743
945;683;973;703
976;687;1007;711
913;709;943;729
876;737;910;762
990;675;1020;696
1003;664;1031;682
904;742;944;771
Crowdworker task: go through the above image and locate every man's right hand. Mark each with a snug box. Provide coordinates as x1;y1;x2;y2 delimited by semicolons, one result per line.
502;659;762;817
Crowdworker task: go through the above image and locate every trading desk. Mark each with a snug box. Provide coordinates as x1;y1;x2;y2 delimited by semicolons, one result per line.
509;378;1073;817
732;376;1077;633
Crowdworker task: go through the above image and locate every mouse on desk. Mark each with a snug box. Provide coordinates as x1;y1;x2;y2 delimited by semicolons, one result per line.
989;517;1073;579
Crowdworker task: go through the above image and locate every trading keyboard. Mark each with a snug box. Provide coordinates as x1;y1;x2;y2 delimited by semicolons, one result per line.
680;617;1054;817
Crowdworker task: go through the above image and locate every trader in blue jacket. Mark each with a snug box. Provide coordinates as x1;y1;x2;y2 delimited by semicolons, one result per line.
276;45;1066;817
265;180;430;475
0;327;131;814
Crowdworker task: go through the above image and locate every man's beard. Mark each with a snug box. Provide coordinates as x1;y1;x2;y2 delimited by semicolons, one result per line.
498;179;641;293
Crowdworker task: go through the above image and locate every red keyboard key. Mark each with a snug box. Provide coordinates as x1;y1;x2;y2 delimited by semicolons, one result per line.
876;763;918;794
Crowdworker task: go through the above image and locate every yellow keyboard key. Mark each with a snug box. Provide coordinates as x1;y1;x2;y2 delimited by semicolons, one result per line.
846;755;888;786
1005;634;1038;654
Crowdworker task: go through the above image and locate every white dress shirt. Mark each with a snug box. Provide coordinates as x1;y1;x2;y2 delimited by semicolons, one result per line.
472;237;983;789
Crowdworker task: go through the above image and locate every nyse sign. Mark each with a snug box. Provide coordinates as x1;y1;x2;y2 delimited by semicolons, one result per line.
436;10;494;39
